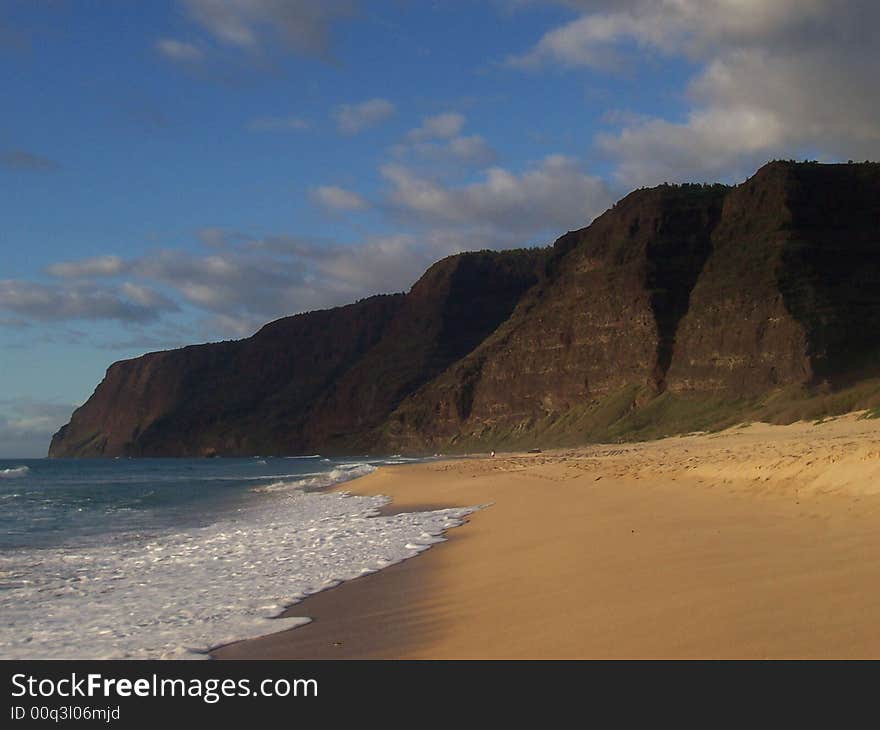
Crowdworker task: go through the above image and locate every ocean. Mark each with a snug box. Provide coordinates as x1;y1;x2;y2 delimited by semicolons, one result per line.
0;456;475;659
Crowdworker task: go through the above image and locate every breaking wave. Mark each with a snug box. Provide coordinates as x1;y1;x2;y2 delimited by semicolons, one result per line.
0;466;29;479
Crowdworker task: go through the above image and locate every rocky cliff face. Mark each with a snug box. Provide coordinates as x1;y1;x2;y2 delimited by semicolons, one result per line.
667;161;880;395
302;249;543;452
383;182;729;449
50;295;406;457
50;161;880;457
50;251;543;456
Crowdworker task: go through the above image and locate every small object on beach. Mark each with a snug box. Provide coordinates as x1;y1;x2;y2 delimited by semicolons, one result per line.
528;448;542;454
490;450;496;457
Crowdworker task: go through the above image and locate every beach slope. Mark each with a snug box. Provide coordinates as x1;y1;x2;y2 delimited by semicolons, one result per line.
214;413;880;659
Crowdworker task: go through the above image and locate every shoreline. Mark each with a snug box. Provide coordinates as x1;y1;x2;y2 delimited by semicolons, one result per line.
211;468;475;659
214;413;880;659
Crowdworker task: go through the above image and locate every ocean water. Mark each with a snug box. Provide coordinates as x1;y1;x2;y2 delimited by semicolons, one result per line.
0;456;476;659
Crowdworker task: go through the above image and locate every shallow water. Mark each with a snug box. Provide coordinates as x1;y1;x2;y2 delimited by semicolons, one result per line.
0;456;474;659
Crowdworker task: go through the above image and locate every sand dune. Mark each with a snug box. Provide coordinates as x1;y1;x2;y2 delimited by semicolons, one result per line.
214;413;880;659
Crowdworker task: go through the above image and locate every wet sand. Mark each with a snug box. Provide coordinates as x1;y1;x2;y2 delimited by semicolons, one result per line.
214;413;880;659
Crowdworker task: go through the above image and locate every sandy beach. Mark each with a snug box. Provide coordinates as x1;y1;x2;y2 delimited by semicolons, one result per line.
214;413;880;659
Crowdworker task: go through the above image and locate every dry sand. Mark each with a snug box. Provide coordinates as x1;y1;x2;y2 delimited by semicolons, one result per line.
214;413;880;659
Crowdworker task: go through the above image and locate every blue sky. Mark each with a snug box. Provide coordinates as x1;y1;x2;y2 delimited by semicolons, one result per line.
1;0;877;456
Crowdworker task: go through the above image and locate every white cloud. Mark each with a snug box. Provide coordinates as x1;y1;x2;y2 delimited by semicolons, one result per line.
509;0;829;68
156;38;204;62
178;0;355;57
119;283;177;309
407;112;466;141
511;0;880;186
197;228;237;248
333;98;396;135
8;94;613;347
596;104;788;187
599;46;880;187
0;280;177;323
393;114;497;169
233;231;474;304
382;155;613;235
14;223;514;341
299;233;467;298
447;135;497;166
47;255;127;279
310;185;369;212
509;10;638;69
247;115;310;132
123;238;454;332
134;250;298;316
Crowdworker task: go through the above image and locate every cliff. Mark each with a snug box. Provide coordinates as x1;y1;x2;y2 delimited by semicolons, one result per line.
50;250;543;456
50;161;880;457
668;161;880;394
383;181;728;450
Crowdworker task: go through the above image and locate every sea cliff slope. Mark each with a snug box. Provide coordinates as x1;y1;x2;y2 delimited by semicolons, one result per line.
50;161;880;457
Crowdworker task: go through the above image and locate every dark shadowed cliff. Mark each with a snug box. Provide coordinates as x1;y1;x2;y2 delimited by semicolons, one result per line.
50;161;880;457
51;250;543;456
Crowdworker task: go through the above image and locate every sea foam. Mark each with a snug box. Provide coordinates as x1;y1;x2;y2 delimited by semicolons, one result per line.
0;466;29;479
0;463;476;659
253;463;377;493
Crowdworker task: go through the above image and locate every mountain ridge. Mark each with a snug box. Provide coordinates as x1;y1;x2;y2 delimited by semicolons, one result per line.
50;161;880;457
